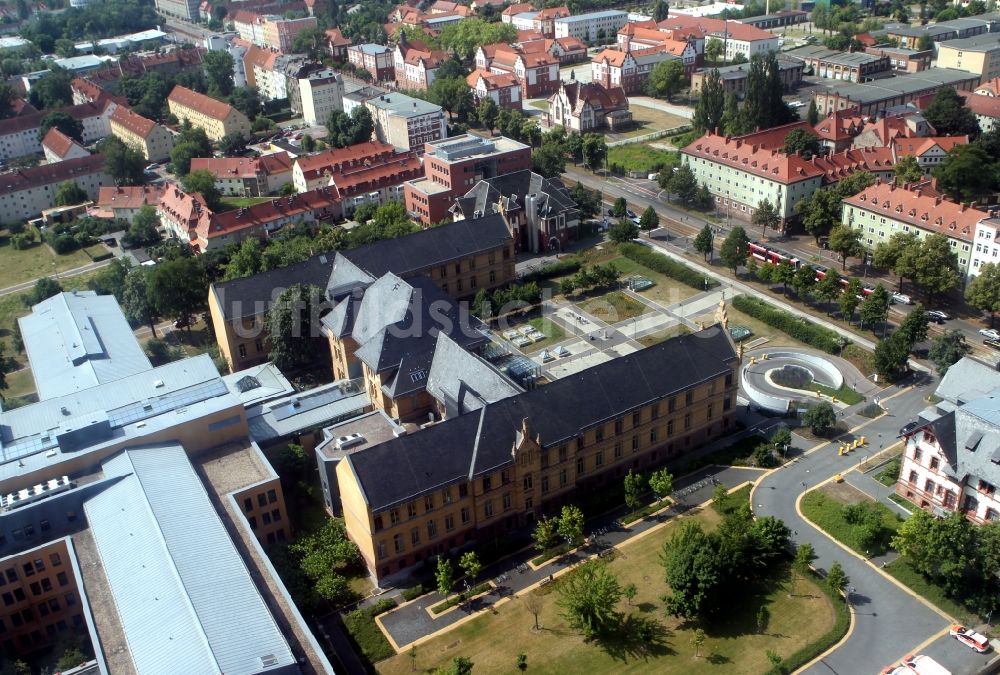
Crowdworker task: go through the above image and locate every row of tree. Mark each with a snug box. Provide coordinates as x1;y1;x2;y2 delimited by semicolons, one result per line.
691;52;797;137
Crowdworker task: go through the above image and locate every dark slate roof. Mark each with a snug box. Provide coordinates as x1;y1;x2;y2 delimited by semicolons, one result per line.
212;215;512;321
451;170;578;220
347;326;737;511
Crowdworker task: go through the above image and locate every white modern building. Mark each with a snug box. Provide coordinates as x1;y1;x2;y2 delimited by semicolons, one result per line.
554;10;629;42
299;71;345;126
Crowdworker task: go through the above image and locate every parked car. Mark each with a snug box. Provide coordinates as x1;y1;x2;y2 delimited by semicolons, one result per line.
891;292;911;305
949;625;990;653
648;172;659;181
626;209;637;219
981;328;1000;340
145;162;158;172
925;310;950;323
898;421;920;437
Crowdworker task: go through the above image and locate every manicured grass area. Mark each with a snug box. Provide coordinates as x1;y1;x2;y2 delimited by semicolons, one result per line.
615;105;689;138
218;196;274;211
607;145;677;174
887;492;913;512
800;486;902;556
579;291;650;323
0;231;91;291
429;582;492;615
3;368;36;401
606;255;698;306
528;316;565;343
857;403;885;419
884;558;977;625
875;456;901;487
529;100;548;111
721;305;813;350
376;493;836;674
812;382;865;405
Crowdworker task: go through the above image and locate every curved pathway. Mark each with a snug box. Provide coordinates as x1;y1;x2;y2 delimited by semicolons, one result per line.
753;385;992;674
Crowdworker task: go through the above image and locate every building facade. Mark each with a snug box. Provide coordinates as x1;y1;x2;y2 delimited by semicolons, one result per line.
936;33;1000;81
812;67;980;117
784;45;892;82
547;81;632;132
167;85;252;141
466;69;522;110
364;93;447;152
109;107;175;162
554;10;629;42
190;152;294;197
347;44;395;83
0;156;111;223
299;73;345;126
691;59;804;98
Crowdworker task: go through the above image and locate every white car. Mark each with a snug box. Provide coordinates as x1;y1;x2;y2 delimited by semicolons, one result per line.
981;328;1000;341
950;624;990;653
891;292;911;305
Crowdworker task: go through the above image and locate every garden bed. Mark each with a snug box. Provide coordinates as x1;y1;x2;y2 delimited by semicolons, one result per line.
429;582;493;615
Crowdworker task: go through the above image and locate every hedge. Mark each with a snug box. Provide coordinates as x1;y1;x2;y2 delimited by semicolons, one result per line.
618;242;719;291
731;295;844;353
342;599;397;664
769;572;850;674
521;257;582;283
400;583;425;602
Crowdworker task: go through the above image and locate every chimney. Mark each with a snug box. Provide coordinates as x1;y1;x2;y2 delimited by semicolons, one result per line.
936;196;943;206
961;203;968;212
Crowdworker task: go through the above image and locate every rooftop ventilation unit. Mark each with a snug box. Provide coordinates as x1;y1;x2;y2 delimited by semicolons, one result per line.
335;433;365;450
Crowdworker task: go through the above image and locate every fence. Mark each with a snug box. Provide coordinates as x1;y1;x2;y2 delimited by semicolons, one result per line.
607;124;692;147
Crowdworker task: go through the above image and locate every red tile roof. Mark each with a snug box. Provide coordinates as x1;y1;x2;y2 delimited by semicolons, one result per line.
197;187;340;244
809;146;895;181
554;36;587;51
41;128;82;160
0;155;106;196
843;179;986;241
110;107;158;139
977;77;1000;96
168;85;238;122
327;151;422;198
189;151;293;179
961;92;1000;119
740;120;813;151
325;27;352;47
502;2;534;16
683;133;822;183
658;15;774;42
467;68;520;90
892;136;968;157
294;141;396;180
813;108;864;142
97;185;163;211
158;185;210;235
535;5;569;19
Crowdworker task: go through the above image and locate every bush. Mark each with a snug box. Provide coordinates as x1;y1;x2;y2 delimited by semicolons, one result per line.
343;605;395;664
370;597;397;615
6;221;25;235
618;242;718;291
521;257;582;283
9;232;34;250
401;584;425;602
50;233;79;254
732;295;844;353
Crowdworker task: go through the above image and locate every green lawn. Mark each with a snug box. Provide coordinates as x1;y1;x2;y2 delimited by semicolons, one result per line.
607;145;677;175
579;291;650;323
528;316;566;342
529;100;549;111
0;232;91;290
884;558;977;624
218;196;274;211
377;489;837;674
802;382;865;405
800;487;902;556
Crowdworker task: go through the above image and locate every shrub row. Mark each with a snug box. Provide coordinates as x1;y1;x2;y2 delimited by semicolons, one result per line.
342;601;396;664
618;242;719;291
400;584;425;602
520;257;582;282
732;295;844;353
770;573;850;674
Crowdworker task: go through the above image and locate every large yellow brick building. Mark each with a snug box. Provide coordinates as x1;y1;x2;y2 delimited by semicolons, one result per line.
167;85;251;141
328;327;739;584
109;106;175;162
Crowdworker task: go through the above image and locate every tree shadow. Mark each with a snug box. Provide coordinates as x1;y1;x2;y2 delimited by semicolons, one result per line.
596;613;676;663
636;602;657;614
706;653;732;665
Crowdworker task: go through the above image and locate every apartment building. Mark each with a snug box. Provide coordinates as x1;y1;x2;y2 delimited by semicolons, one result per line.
233;10;318;51
189;152;294;196
208;215;515;372
937;33;1000;81
891;136;967;175
592;48;680;94
506;6;572;36
785;45;892;82
896;363;1000;523
811;67;980;116
451;169;580;253
299;72;345;126
404;134;532;225
0;101;116;162
961;91;1000;133
347;43;395;83
466;69;521;110
476;42;561;98
969;216;1000;277
109;106;175;162
887;15;997;49
614;25;698;73
842;180;980;276
167;85;252;141
292;141;398;192
326;149;423;217
243;46;305;103
554;10;628;42
682;125;895;230
334;326;738;583
95;185;163;223
0;289;334;672
154;0;199;20
548;81;632;132
325;28;351;60
690;58;804;98
40;129;88;165
365;93;447;152
394;37;448;91
0;156;111;223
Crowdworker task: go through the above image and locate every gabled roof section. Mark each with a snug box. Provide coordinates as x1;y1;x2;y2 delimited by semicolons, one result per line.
843;179;986;241
168;85;238;122
85;444;296;675
41;127;85;160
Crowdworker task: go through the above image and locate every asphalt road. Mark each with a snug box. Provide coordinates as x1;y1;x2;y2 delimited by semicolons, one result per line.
755;385;993;675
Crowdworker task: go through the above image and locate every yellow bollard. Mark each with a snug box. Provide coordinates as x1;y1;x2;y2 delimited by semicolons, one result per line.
834;474;844;483
838;447;844;456
852;439;859;449
750;357;756;365
860;436;866;445
816;389;822;397
762;353;768;360
832;397;838;403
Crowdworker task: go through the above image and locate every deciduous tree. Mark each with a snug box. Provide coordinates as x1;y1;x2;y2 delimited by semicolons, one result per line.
803;401;836;435
436;557;455;600
203;50;235;97
54;181;88;206
928;330;971;375
693;224;714;261
859;284;890;332
924;86;980;138
39;111;83;142
894;154;923;185
624;469;643;511
557;504;585;547
556;560;623;638
692;68;724;133
828;225;864;271
639;206;659;231
914;233;960;303
751;198;780;237
181;169;222;212
649;468;673;501
966;262;1000;325
719;226;750;273
781;128;821;159
264;283;326;371
646;59;686;101
934;145;995;204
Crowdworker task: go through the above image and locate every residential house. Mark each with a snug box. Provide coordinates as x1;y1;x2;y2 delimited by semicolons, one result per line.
109;107;175;162
95;185;163;223
299;71;345;126
167;85;252;141
41;129;88;165
962;92;1000;133
0;155;112;223
393;37;448;91
477;42;560;98
547;81;632;132
292;141;398;193
326;148;422;216
591;48;680;95
348;44;395;83
325;28;352;60
466;69;521;110
891;136;967;175
658;15;780;61
189;152;294;197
